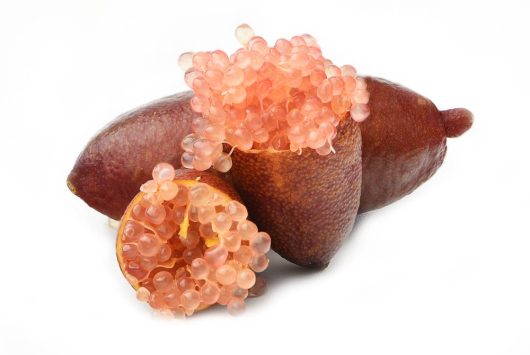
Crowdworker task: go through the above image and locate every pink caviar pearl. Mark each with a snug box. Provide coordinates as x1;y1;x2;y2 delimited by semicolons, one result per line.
153;271;175;291
204;244;228;268
215;265;237;285
190;258;210;280
152;163;175;183
250;232;271;254
200;282;221;304
180;289;201;312
227;298;246;316
236;268;256;289
137;234;160;257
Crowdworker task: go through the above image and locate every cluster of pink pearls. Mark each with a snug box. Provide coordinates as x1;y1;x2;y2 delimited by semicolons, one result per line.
119;163;271;316
179;24;370;172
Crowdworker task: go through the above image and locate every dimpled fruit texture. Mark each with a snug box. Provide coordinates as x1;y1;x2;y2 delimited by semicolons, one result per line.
358;77;472;212
117;164;270;316
67;93;196;220
229;118;362;268
179;24;370;172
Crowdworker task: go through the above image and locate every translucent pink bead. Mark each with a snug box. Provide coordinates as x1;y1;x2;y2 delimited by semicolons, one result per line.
235;24;255;45
193;139;216;158
310;70;326;87
227;127;253;150
250;232;271;254
237;220;258;240
122;220;143;242
192;156;212;171
353;89;370;104
215;265;237;285
189;183;212;206
145;203;166;225
232;287;248;300
200;282;220;304
212;212;232;234
213;153;232;173
158;181;179;201
190;258;210;280
152;163;175;183
153;271;175;291
140;256;157;271
274;38;292;54
149;291;166;309
178;52;194;71
236;268;256;289
350;103;370;122
306;128;326;149
137;233;160;257
164;290;181;308
192;52;211;72
191;116;209;133
221;231;241;252
317;79;333;103
188;206;199;222
184;69;199;88
217;285;235;306
228;86;248;105
249;51;264;70
234;50;252;69
341;64;357;77
199;223;215;238
197;205;216;224
177;277;195;292
330;77;344;96
250;254;269;272
204;69;224;90
227;298;245;316
234;245;253;265
181;151;194;169
190;96;205;113
316;141;333;156
136;287;150;302
248;36;268;54
210;50;230;71
225;201;248;221
172;206;186;225
252;128;269;143
301;33;318;47
203;125;225;143
356;77;367;90
157;244;172;262
325;64;341;77
140;180;157;194
204;244;228;268
180;289;201;311
121;243;138;260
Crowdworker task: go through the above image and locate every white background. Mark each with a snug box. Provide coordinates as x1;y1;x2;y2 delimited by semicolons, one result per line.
1;0;529;354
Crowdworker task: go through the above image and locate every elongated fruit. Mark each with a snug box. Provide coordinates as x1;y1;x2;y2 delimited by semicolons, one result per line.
67;92;196;220
359;77;473;212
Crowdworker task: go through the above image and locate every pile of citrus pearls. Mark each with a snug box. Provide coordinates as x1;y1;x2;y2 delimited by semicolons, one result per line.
118;163;271;316
178;24;370;172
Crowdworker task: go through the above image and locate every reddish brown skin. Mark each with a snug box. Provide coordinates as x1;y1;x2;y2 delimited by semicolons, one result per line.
229;119;362;268
359;77;472;212
67;92;196;219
